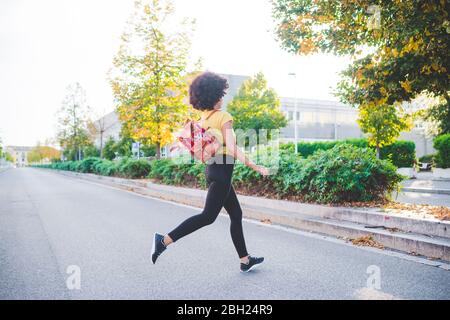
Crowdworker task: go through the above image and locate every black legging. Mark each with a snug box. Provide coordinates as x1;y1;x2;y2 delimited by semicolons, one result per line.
168;155;249;258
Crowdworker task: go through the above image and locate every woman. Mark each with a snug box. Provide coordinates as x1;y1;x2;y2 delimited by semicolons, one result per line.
151;72;269;272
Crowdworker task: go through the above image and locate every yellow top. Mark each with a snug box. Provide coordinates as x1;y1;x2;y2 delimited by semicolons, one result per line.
201;109;234;155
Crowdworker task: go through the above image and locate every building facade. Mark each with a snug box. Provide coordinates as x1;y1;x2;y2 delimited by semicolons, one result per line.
92;111;122;150
5;146;33;167
280;97;363;142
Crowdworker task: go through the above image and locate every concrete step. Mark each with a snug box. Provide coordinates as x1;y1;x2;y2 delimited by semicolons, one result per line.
401;187;450;195
240;198;450;239
241;204;450;261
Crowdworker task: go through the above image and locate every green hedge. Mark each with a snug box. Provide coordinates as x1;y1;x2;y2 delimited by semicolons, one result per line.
34;157;151;179
434;134;450;168
379;140;416;168
33;145;404;204
117;158;152;179
149;158;207;187
93;159;117;176
150;144;403;204
280;138;416;167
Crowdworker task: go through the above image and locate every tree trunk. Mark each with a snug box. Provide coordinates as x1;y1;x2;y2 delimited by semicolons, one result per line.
100;131;104;159
376;145;380;159
156;142;161;159
444;92;450;134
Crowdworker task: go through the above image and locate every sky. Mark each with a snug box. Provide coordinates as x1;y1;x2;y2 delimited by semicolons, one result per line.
0;0;351;147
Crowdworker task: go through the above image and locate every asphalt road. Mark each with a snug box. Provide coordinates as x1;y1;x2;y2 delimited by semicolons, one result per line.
1;168;449;300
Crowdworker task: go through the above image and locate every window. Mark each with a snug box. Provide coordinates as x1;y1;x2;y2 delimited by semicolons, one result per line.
288;111;293;121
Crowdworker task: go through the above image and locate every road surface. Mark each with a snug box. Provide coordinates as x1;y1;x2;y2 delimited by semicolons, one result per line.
0;168;449;300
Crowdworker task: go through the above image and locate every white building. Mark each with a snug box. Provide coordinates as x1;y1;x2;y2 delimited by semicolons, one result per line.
92;111;122;150
5;146;34;167
280;97;363;142
280;97;434;156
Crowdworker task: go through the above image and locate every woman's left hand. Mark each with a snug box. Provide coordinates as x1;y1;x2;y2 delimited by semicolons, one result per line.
254;165;271;176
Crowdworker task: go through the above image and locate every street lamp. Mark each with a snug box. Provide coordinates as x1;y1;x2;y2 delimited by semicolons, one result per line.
288;73;298;154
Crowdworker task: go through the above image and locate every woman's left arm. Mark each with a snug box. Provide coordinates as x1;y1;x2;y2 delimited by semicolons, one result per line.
222;121;269;176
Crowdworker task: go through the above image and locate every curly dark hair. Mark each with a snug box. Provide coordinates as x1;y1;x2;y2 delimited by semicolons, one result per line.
189;72;229;110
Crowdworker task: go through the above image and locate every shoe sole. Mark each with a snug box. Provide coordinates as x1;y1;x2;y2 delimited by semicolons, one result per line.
240;262;263;273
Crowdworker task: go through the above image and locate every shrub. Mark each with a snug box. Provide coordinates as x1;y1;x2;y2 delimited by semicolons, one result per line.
67;161;80;171
93;159;117;176
79;157;102;173
118;158;152;179
379;140;416;167
83;145;100;158
149;158;207;187
279;143;295;154
291;139;415;167
103;137;117;160
296;140;338;157
434;134;450;168
296;144;403;203
343;138;370;148
141;144;157;157
235;144;403;203
419;154;435;164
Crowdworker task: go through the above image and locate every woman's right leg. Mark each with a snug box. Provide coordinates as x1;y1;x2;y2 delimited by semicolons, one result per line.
167;177;231;243
223;185;248;259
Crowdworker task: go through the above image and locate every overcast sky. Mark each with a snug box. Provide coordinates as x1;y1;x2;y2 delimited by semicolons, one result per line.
0;0;350;146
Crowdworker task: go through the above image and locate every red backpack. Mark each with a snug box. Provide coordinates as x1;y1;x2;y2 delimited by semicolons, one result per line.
172;110;222;163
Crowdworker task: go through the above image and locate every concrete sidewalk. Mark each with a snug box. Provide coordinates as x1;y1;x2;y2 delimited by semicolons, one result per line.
401;179;450;195
40;169;450;263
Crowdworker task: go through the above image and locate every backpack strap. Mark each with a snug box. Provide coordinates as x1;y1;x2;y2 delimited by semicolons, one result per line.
204;109;219;121
202;110;219;130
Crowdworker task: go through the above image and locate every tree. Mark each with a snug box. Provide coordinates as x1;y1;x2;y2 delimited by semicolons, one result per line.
103;137;117;160
227;72;287;139
424;97;450;135
27;144;61;164
358;103;412;158
3;152;14;163
114;130;134;158
83;144;100;158
56;83;92;161
141;144;156;157
87;119;105;158
272;1;449;132
87;109;117;159
110;0;195;159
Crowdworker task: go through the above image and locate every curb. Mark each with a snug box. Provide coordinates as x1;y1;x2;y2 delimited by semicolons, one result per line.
41;169;450;262
401;187;450;195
